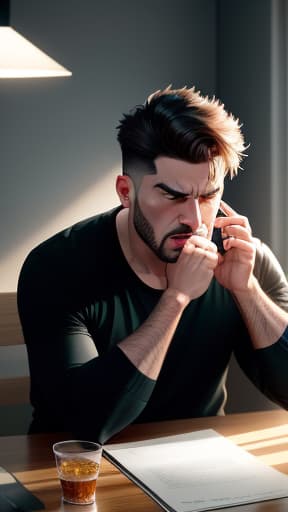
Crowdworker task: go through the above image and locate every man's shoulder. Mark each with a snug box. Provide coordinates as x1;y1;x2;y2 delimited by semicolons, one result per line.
18;206;123;306
19;206;122;283
253;238;288;311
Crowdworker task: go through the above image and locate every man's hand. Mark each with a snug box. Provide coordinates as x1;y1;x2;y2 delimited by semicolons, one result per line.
213;200;256;293
166;235;218;302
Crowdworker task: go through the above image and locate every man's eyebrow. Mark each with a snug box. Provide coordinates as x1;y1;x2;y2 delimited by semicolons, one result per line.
201;186;221;198
154;183;189;198
154;183;221;198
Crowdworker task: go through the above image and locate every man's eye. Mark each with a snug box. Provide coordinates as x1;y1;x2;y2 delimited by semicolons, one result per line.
163;193;179;200
201;192;218;201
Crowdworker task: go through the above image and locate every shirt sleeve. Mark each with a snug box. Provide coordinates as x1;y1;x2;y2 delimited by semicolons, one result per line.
17;249;156;444
233;240;288;409
253;238;288;311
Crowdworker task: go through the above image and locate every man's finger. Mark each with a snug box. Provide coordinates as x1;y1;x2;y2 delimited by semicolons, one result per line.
222;224;253;242
220;199;238;216
187;235;218;253
217;200;252;233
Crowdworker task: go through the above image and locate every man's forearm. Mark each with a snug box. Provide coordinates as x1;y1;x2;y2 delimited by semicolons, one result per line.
233;276;288;349
118;288;188;380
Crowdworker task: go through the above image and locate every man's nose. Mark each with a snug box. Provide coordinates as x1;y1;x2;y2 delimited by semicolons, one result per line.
178;198;202;232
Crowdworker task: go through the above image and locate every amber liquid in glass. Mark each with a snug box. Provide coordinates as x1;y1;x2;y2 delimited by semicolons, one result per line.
59;457;99;504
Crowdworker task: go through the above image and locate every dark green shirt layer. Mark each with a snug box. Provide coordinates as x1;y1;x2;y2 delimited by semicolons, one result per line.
17;207;288;443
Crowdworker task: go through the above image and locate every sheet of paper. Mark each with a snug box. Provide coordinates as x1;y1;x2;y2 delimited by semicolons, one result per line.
0;467;16;485
104;429;288;512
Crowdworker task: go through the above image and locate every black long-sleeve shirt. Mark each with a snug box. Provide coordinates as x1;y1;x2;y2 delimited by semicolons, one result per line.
17;207;288;443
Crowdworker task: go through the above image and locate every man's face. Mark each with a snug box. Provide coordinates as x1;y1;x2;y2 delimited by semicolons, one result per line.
131;156;224;263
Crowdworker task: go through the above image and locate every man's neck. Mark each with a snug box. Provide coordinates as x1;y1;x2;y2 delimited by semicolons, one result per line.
116;208;167;289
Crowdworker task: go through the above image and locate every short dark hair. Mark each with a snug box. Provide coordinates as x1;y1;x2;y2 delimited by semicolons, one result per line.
117;86;246;183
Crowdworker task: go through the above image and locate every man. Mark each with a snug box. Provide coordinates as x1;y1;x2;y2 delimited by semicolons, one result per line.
18;86;288;444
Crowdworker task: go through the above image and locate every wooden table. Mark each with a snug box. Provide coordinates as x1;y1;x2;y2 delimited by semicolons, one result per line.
1;409;288;512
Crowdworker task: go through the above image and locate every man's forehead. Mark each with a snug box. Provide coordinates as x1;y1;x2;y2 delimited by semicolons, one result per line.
154;156;209;176
146;156;222;192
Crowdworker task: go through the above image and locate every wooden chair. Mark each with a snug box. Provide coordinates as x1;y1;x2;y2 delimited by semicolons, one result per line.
0;292;32;434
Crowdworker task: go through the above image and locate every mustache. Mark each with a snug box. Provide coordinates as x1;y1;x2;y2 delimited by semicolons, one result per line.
164;225;193;240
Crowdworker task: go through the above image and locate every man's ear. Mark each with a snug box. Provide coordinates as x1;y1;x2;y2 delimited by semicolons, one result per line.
116;175;133;208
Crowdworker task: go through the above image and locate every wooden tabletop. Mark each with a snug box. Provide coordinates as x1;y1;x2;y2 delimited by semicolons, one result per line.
1;409;288;512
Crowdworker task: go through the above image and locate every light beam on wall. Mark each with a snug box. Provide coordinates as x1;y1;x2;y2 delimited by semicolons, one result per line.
0;168;119;291
0;1;72;78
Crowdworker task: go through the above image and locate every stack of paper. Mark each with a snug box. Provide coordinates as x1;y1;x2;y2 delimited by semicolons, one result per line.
104;429;288;512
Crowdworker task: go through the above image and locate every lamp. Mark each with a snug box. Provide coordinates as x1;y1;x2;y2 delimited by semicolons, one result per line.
0;0;72;78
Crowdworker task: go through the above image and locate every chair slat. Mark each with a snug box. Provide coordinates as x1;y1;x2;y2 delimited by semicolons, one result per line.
0;376;30;405
0;292;24;346
0;292;29;409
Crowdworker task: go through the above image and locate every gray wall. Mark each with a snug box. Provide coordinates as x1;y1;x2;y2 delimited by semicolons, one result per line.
218;0;280;413
218;0;272;246
0;0;283;433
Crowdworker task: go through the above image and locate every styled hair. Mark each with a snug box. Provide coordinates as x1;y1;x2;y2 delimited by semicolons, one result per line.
117;86;246;182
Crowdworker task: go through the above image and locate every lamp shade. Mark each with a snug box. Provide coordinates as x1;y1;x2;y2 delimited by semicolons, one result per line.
0;26;72;78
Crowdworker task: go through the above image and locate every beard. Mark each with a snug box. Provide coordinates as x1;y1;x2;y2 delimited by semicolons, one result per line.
133;195;180;263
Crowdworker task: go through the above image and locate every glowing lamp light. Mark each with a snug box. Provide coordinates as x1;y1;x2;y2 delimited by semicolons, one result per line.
0;2;72;78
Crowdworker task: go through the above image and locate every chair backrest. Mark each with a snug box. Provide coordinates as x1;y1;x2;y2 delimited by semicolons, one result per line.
0;292;30;406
